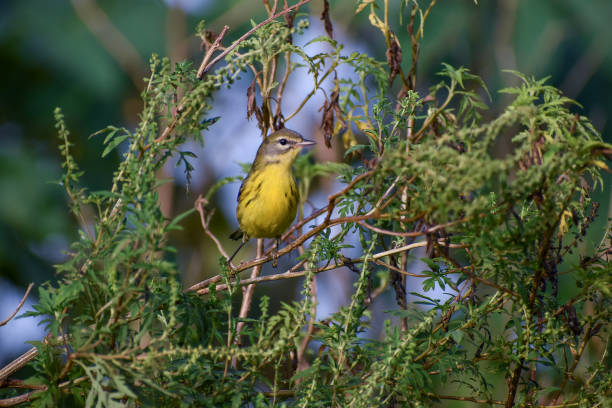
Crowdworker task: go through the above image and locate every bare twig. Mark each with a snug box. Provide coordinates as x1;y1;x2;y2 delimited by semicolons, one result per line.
0;348;38;386
372;259;430;278
187;208;472;294
324;170;374;223
196;25;230;79
0;283;34;327
0;375;88;407
195;196;234;264
296;274;316;372
151;0;313;153
195;239;461;295
197;0;313;79
235;239;264;344
0;389;39;407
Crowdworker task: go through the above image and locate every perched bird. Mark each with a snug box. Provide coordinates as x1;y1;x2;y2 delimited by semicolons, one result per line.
229;129;315;263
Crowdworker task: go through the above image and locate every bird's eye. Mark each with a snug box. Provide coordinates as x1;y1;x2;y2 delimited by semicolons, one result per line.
279;138;287;145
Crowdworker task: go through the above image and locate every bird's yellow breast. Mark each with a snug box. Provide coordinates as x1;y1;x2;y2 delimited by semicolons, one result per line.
236;163;298;239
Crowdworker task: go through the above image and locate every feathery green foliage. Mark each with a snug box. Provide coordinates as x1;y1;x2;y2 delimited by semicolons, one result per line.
1;1;610;407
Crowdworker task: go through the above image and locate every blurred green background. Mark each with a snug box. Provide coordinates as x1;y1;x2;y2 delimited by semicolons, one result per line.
1;0;610;365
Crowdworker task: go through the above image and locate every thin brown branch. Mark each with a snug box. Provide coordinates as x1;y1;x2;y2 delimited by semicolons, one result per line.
153;0;312;151
187;273;224;293
0;283;34;327
146;25;230;151
407;2;418;90
0;389;39;407
195;239;457;295
357;220;424;237
325;170;374;223
262;389;294;398
235;239;264;345
283;58;340;123
0;375;88;407
365;175;411;216
195;195;234;264
2;380;45;390
227;212;413;273
373;259;433;278
188;211;471;294
296;274;316;372
196;25;230;79
197;0;313;79
264;0;280;15
0;348;38;386
273;53;293;126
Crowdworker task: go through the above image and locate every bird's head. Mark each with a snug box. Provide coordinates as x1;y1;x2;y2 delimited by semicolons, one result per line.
257;129;315;167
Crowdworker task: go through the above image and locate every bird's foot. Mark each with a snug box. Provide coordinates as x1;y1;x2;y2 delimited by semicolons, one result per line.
272;251;279;268
272;239;280;268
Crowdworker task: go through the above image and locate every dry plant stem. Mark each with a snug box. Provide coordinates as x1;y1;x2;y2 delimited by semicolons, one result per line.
0;375;88;407
283;169;394;244
264;0;280;15
0;283;34;327
366;174;406;216
195;196;234;264
1;380;45;390
0;334;77;397
373;259;434;278
197;0;313;80
274;53;293;122
397;240;408;331
0;348;38;386
324;170;374;223
187;273;223;293
231;214;419;271
149;24;230;148
396;0;429;330
196;25;230;78
187;214;470;294
407;2;419;90
357;220;430;237
155;0;312;150
283;58;339;123
0;390;38;407
196;240;464;295
295;211;314;373
235;239;264;344
296;273;316;371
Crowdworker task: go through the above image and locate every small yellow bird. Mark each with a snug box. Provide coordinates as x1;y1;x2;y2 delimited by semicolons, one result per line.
229;129;315;261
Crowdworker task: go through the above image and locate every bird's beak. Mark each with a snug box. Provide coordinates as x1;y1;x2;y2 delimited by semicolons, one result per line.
297;138;316;147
